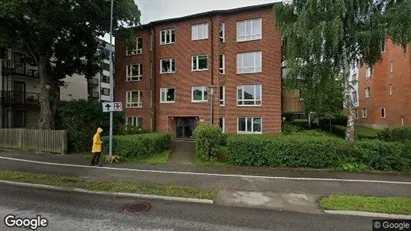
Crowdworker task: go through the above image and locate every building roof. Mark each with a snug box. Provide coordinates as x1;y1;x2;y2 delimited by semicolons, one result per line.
115;2;278;36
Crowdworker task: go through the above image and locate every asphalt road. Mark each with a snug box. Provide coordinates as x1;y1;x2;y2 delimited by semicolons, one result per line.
0;183;375;231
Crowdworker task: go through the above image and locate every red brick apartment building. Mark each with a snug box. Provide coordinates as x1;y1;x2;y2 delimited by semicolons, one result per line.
114;3;282;138
356;39;411;129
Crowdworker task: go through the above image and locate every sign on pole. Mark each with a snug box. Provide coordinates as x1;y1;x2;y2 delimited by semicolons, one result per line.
102;102;123;112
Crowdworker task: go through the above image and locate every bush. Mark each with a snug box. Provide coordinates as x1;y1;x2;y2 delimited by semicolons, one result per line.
102;133;172;159
227;134;410;172
194;124;223;161
331;125;378;140
56;100;124;153
118;124;151;135
282;123;298;134
377;127;411;142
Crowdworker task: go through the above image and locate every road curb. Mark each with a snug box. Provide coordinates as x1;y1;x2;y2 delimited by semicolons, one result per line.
0;180;214;204
324;210;411;219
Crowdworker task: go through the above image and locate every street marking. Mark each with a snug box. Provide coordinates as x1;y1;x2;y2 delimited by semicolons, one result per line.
0;156;411;185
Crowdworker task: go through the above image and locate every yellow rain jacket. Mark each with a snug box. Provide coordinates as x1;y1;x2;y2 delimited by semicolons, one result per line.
92;127;103;153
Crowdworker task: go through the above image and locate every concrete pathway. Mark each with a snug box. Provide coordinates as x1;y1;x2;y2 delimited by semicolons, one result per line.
168;140;196;165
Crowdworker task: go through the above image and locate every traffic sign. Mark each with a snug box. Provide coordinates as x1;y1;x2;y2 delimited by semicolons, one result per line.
102;102;123;112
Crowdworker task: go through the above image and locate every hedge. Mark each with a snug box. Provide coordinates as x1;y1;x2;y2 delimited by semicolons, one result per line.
331;125;378;140
102;133;172;159
194;124;223;161
377;127;411;142
227;134;411;172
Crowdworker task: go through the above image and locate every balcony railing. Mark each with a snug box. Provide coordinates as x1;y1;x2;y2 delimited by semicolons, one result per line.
1;60;39;78
88;78;99;87
1;91;40;106
88;91;100;99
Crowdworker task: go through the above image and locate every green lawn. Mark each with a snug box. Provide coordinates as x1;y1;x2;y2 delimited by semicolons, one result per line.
0;170;216;200
320;195;411;215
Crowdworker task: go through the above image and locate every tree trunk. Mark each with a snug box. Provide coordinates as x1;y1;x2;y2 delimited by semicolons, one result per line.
38;57;53;130
345;105;356;143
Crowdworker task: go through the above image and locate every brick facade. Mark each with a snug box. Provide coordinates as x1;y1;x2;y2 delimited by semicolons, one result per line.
357;39;411;128
115;3;282;136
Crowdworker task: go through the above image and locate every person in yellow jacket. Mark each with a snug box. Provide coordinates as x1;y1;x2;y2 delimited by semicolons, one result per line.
91;127;103;166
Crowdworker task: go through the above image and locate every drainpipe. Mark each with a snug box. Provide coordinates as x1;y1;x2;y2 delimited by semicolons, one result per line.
209;13;214;125
150;24;156;131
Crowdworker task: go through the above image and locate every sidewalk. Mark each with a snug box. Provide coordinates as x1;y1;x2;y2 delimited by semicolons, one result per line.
1;149;410;214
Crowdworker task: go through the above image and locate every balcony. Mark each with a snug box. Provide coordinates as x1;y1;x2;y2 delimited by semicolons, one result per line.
1;91;40;107
88;78;99;87
88;91;100;99
1;60;39;79
283;90;304;113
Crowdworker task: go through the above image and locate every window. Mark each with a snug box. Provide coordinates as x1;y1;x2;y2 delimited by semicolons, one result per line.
126;38;143;55
13;110;26;128
366;67;372;78
192;86;208;102
237;51;262;74
192;55;208;71
126;64;143;81
401;116;405;126
219;22;225;42
237;85;262;106
219;118;225;133
381;107;386;118
160;29;176;45
365;87;371;98
389;84;393;96
126;117;143;128
101;75;110;83
220;86;225;106
381;40;386;52
219;54;225;74
352;91;357;103
192;23;208;40
355;109;359;119
237;117;262;134
351;73;357;83
126;90;142;108
237;18;262;42
390;61;393;73
101;88;110;96
362;108;367;118
102;63;110;72
160;58;176;74
160;88;175;103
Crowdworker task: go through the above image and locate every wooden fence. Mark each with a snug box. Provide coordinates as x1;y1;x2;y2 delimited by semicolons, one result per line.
0;129;67;154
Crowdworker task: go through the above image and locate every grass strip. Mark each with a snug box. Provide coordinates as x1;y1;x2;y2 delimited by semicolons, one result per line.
0;170;216;200
85;151;170;164
320;195;411;215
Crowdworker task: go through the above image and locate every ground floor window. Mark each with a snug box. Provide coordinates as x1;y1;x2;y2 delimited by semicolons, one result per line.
237;117;262;134
219;117;225;133
126;117;143;128
13;110;26;128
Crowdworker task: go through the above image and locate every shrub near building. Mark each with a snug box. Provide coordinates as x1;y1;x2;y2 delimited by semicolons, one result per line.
194;124;223;161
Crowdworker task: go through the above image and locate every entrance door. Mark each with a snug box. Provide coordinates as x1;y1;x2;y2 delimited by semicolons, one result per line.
176;118;196;138
13;81;26;104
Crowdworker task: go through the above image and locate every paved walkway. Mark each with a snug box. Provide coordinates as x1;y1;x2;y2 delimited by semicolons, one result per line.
168;140;196;165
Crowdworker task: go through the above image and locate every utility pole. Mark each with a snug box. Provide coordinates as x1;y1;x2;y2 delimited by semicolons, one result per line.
108;0;114;157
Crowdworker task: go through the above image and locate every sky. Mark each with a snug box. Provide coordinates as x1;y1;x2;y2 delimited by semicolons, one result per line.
102;0;279;43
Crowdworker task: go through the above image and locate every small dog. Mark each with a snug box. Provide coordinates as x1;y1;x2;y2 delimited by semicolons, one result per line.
105;155;121;164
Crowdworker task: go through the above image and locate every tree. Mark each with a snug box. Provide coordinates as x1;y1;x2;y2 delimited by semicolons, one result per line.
275;0;411;142
0;0;140;129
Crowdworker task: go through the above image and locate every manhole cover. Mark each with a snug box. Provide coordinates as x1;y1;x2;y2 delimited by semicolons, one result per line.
123;202;150;215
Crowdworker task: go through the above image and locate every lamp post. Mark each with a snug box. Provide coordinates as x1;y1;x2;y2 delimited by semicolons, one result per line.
108;0;114;157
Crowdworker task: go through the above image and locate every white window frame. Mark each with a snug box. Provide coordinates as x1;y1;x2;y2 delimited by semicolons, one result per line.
191;86;208;103
126;90;143;108
390;61;393;73
192;55;208;71
191;23;208;41
389;84;393;96
219;54;225;74
366;67;372;78
401;117;404;126
219;117;225;133
237;51;262;74
160;29;176;45
236;18;262;42
365;87;371;98
219;22;225;42
125;117;143;128
220;86;225;106
160;88;176;103
237;85;262;106
160;58;176;74
381;107;386;118
237;117;262;134
352;90;357;103
362;108;367;119
126;37;143;55
126;64;143;81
